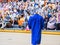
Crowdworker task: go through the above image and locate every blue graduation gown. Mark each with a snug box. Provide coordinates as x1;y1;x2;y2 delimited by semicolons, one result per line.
28;14;44;44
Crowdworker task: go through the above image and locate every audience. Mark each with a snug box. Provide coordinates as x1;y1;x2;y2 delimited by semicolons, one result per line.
0;0;60;30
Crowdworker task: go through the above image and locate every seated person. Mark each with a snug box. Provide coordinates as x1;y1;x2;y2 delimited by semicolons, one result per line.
1;13;13;28
47;15;57;30
18;14;25;29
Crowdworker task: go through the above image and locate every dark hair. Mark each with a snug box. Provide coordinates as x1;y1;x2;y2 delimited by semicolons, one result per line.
21;14;24;17
53;15;57;18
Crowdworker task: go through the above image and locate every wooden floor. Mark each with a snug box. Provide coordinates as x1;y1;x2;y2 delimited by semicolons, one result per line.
0;32;60;45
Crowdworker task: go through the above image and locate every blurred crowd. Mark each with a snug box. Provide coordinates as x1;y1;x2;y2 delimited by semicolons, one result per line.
0;0;60;30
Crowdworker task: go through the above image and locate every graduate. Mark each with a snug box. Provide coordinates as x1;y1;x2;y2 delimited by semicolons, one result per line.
28;11;44;45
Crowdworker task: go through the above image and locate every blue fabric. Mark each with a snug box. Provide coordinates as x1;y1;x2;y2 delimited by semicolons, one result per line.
32;44;37;45
28;14;44;44
34;3;38;7
48;14;52;19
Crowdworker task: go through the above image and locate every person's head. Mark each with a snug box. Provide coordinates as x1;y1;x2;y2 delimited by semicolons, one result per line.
53;15;56;18
0;12;1;14
21;14;24;18
4;13;7;17
55;2;58;5
58;2;60;5
38;4;40;8
45;15;48;18
35;10;39;14
31;4;33;7
57;8;60;12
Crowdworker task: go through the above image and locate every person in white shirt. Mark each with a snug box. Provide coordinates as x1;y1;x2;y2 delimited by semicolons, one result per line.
47;15;57;30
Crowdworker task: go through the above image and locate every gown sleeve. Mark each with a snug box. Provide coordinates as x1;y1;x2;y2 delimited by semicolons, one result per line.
41;17;44;30
28;16;32;29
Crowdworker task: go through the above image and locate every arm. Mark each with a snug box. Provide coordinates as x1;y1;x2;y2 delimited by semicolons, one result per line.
41;17;44;30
